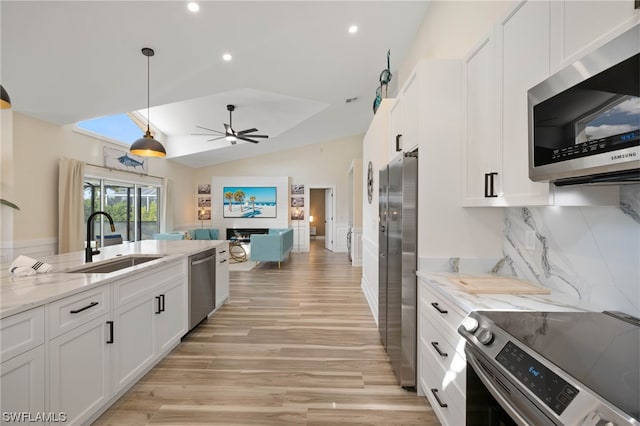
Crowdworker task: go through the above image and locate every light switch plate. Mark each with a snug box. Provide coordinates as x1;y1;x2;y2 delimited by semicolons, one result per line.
525;230;536;250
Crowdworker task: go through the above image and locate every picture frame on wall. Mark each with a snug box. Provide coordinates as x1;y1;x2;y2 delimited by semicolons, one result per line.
291;208;304;220
291;197;304;207
198;208;211;220
198;197;211;207
198;184;211;195
103;146;148;173
291;184;304;194
223;186;277;218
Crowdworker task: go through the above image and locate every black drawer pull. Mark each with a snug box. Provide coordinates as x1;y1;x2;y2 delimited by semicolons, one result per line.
70;301;99;314
484;172;498;198
220;259;227;263
431;302;448;314
431;341;448;357
219;250;227;254
106;321;114;344
155;296;162;314
395;134;402;152
160;294;165;313
430;389;448;408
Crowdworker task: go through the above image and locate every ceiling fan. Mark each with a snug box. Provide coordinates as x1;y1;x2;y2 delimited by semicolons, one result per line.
193;104;269;145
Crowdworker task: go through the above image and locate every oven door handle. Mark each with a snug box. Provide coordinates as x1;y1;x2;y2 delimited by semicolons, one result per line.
465;349;532;426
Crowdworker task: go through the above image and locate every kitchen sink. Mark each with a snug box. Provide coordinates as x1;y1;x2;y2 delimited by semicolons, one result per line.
69;255;164;273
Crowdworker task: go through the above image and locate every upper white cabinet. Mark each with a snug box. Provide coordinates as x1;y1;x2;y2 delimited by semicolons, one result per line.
498;0;553;206
390;71;419;158
462;29;503;206
550;0;639;73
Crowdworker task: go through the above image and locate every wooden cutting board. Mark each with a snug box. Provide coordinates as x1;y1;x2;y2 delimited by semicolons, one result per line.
449;276;550;295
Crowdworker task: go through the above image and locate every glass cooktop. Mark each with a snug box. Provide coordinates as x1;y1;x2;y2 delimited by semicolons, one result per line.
479;311;640;421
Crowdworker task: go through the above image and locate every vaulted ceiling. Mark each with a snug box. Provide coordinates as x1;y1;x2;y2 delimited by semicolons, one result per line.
1;1;430;167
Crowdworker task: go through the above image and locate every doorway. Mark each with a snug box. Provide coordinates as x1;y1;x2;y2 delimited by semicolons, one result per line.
308;186;335;252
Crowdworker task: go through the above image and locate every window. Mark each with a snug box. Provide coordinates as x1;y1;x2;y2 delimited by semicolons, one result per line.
84;166;162;246
77;113;145;145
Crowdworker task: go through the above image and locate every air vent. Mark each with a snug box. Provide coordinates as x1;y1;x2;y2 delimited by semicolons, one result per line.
345;97;359;104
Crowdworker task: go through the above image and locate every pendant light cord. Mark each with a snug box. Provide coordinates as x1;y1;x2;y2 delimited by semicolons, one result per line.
146;52;150;132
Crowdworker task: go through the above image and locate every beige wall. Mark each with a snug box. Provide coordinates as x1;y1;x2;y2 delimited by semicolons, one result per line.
10;112;195;242
397;0;513;89
193;134;363;242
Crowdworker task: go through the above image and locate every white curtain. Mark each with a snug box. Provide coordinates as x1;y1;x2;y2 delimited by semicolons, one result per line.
58;157;85;253
162;177;172;232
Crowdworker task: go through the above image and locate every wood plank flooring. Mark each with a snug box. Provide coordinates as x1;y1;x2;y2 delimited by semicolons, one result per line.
93;240;440;425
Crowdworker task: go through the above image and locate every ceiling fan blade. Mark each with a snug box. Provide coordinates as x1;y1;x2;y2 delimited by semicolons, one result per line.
243;134;268;138
237;136;260;144
195;125;224;134
237;128;258;135
207;136;226;142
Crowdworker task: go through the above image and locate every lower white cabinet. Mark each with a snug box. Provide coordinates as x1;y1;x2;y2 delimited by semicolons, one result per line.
417;277;469;426
0;346;45;424
157;280;186;355
112;295;157;394
49;314;111;425
216;243;229;308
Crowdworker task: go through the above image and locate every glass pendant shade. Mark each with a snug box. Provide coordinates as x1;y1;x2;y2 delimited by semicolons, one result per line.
0;85;11;109
130;126;166;157
130;47;166;158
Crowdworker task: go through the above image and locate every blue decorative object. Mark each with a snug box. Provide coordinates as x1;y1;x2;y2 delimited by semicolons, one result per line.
373;49;392;114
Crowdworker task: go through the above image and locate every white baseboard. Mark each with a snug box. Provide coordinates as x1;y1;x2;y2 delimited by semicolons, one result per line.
361;275;378;326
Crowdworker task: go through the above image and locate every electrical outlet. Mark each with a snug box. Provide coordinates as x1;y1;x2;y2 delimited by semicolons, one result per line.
525;230;536;250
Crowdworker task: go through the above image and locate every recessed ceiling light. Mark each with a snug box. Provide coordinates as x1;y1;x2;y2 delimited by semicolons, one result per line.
187;2;199;13
348;25;358;34
222;53;232;62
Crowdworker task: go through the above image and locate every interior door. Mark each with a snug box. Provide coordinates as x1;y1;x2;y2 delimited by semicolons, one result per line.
324;189;333;251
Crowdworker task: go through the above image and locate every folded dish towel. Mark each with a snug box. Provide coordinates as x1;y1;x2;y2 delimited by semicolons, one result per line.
9;255;53;276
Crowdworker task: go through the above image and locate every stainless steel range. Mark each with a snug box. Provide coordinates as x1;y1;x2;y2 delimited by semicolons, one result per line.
459;311;639;426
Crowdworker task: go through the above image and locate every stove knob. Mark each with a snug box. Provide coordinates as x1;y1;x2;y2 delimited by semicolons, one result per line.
477;328;494;345
461;317;479;334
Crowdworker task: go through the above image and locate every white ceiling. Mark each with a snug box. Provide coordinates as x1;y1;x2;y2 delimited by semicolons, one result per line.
1;1;430;168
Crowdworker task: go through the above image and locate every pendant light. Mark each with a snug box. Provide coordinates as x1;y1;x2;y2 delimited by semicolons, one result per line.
0;85;11;109
130;47;166;158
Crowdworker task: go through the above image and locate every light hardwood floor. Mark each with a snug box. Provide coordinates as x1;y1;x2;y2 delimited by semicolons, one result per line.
94;239;440;425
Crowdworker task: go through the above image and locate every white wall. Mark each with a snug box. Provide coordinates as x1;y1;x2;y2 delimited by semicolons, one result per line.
193;134;363;252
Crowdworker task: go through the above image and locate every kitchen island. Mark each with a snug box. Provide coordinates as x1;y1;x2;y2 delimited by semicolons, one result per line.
0;240;228;425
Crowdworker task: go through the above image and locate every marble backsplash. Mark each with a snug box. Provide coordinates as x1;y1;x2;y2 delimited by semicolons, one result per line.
501;185;640;317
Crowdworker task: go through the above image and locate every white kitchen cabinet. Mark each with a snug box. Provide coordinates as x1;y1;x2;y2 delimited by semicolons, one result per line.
49;314;111;425
498;0;553;206
157;279;186;355
417;277;469;426
111;294;157;394
389;71;419;158
462;28;502;206
215;243;229;308
463;0;553;206
550;0;639;73
1;346;45;424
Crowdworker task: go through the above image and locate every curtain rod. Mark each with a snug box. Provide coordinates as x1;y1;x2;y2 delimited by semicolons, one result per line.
84;162;165;181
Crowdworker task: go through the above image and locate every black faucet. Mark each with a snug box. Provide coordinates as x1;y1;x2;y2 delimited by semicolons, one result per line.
86;211;116;263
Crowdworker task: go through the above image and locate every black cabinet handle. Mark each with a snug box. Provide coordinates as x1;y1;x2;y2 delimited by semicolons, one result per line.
220;259;227;264
431;342;448;357
155;296;162;314
431;302;448;314
160;294;165;313
70;301;99;314
106;321;114;344
430;389;448;408
395;134;402;152
484;172;498;198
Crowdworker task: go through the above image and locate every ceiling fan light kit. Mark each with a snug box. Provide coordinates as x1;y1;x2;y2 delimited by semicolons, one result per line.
193;104;269;145
130;47;167;158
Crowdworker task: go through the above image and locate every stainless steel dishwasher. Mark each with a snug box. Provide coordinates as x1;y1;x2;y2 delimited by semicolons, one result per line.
188;248;216;330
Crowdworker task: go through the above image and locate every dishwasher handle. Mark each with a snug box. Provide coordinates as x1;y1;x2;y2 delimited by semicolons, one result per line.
191;254;215;266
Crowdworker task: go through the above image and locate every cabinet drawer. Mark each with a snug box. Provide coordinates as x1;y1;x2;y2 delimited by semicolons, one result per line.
217;244;229;260
0;307;45;362
49;286;111;339
420;283;466;337
419;348;466;426
419;310;467;388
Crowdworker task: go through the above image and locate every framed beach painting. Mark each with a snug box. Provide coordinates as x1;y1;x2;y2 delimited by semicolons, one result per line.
103;146;148;173
223;186;277;218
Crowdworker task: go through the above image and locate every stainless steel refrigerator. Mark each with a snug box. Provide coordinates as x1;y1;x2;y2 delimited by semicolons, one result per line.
378;151;418;389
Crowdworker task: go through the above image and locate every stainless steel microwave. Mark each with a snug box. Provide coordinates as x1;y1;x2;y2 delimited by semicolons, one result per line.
528;25;639;185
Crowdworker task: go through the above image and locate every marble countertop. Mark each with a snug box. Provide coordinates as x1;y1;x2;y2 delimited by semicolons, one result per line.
0;240;227;319
417;270;588;315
